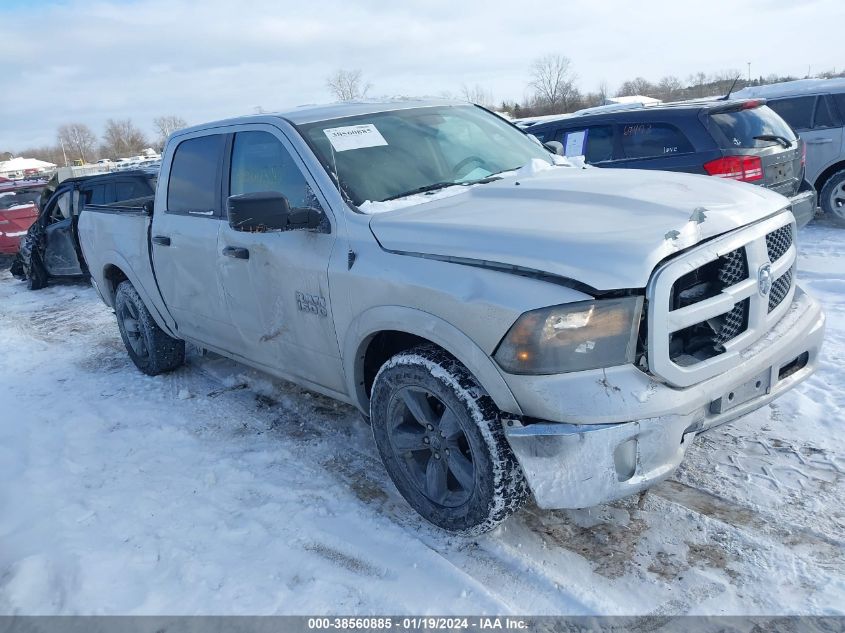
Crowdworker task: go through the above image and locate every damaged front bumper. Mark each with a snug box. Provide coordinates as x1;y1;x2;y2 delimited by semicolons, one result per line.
503;286;825;509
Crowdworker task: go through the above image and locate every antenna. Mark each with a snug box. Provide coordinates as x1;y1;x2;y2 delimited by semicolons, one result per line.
719;75;741;101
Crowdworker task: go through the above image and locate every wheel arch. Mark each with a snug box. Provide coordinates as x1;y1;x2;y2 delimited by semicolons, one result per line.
342;306;522;417
97;254;178;338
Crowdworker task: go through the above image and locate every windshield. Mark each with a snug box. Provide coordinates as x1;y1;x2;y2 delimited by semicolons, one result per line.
297;105;552;207
710;105;798;149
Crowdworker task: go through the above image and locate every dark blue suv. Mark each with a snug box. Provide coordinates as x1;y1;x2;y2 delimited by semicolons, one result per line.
519;99;817;227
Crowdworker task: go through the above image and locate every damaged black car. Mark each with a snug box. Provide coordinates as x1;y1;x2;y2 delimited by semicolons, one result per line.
11;170;157;290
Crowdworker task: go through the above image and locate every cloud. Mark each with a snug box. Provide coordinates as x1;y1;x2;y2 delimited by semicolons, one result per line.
0;0;841;150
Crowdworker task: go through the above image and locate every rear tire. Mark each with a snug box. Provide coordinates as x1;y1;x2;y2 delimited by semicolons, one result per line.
370;345;528;535
115;281;185;375
819;169;845;226
26;251;48;291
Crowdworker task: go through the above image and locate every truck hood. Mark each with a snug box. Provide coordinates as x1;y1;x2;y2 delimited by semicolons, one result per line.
368;167;790;291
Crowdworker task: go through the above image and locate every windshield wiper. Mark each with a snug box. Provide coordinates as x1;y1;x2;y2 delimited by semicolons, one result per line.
381;173;507;202
382;181;460;201
754;134;793;149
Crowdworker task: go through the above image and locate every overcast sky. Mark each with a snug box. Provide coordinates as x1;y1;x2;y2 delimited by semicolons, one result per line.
1;0;841;150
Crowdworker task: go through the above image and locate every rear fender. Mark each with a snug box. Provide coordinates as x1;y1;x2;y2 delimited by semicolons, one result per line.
98;250;178;339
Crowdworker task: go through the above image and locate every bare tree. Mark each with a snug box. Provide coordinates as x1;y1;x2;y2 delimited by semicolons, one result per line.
688;72;709;97
101;119;149;159
326;69;372;101
597;80;610;104
616;77;656;97
153;115;188;148
528;54;580;113
461;83;495;107
57;123;97;164
656;75;683;100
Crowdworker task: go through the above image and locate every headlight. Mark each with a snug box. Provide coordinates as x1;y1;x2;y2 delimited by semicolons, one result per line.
494;297;643;374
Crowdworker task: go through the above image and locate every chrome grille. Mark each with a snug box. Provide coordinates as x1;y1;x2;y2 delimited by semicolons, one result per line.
769;268;793;313
766;225;792;262
648;212;797;387
715;300;748;345
717;247;748;288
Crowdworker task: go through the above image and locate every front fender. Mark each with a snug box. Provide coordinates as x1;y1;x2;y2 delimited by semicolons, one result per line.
342;305;522;416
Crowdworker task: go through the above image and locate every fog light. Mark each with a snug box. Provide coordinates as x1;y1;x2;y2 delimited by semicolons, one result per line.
614;438;638;482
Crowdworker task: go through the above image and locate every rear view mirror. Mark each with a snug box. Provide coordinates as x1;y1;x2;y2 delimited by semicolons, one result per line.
544;141;564;156
227;192;322;232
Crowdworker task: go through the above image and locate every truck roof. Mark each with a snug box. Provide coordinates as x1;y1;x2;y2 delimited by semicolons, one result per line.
175;99;460;139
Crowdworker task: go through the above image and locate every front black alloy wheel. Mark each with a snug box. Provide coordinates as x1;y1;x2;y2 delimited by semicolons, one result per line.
370;345;529;535
387;386;476;508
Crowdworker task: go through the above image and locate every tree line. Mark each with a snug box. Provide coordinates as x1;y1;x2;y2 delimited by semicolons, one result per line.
3;115;187;167
6;60;842;166
325;61;845;120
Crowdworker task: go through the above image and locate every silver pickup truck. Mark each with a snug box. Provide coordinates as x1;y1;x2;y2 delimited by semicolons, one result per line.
78;100;825;535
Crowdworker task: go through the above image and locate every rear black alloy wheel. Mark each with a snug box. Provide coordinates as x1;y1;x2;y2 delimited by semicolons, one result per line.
370;345;529;535
387;386;475;508
114;280;185;376
118;298;148;360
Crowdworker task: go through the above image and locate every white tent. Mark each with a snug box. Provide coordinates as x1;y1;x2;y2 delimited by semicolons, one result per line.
0;157;57;177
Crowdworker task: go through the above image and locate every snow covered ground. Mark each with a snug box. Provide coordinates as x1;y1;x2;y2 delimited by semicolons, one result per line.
0;220;843;615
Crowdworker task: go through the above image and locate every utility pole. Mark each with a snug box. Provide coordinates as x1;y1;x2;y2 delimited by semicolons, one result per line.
747;62;751;83
59;138;68;167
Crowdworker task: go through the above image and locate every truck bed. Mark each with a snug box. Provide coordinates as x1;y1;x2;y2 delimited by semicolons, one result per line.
78;198;160;313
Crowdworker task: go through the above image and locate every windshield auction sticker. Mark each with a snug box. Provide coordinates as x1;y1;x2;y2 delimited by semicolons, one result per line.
324;124;388;152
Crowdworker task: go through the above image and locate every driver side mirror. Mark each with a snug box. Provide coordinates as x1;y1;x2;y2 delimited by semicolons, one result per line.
227;192;322;232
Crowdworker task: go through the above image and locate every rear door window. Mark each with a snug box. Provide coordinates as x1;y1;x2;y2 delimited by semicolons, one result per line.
710;105;798;148
557;125;615;163
832;93;845;121
767;97;815;130
167;134;226;215
813;96;838;129
82;185;105;205
620;123;692;159
115;178;153;202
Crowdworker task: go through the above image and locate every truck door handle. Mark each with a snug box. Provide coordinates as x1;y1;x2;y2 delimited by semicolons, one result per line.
152;235;171;246
222;246;249;260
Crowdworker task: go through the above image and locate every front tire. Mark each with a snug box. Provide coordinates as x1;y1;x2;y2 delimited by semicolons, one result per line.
115;281;185;375
370;345;528;535
26;251;48;290
819;168;845;226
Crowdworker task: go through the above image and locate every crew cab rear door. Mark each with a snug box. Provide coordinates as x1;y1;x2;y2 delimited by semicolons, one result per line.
151;132;233;347
216;125;344;394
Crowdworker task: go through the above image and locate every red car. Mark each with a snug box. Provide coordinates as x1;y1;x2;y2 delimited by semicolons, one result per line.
0;180;46;255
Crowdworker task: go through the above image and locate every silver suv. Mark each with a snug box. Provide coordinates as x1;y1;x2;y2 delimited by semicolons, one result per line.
735;78;845;224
